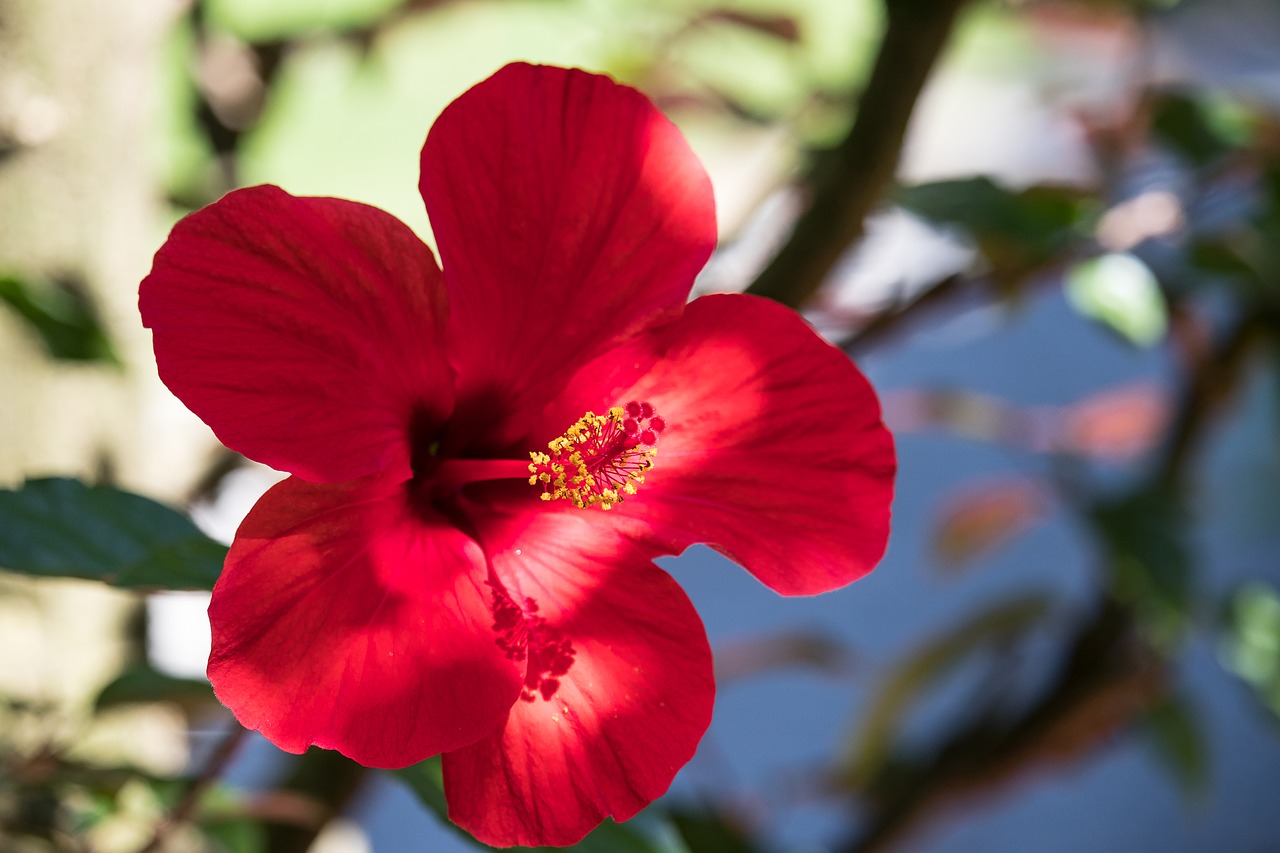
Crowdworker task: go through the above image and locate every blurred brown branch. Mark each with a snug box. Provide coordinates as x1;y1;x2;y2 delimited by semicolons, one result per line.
137;723;247;853
745;0;973;309
1156;306;1276;491
835;303;1273;853
838;273;968;355
261;750;369;853
837;601;1165;853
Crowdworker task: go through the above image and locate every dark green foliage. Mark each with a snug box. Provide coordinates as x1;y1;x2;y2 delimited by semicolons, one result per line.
94;665;216;712
0;478;226;590
897;177;1085;280
1091;488;1193;643
0;273;118;364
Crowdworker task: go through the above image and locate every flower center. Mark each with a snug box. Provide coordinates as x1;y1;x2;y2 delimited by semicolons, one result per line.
528;401;665;510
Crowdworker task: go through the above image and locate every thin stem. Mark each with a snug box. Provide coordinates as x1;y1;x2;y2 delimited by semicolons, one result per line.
137;722;248;853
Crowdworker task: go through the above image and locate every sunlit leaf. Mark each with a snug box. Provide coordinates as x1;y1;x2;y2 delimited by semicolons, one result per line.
0;478;226;591
840;595;1053;789
206;0;405;42
1066;253;1168;347
1219;582;1280;720
198;785;269;853
931;477;1050;569
0;273;118;364
202;817;267;853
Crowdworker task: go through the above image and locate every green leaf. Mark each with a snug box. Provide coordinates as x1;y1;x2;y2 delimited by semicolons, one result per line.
95;665;215;712
0;478;226;590
206;0;404;42
201;818;266;853
840;594;1053;789
897;177;1084;279
1151;92;1241;168
1066;252;1168;347
392;758;666;852
0;273;118;364
1139;696;1208;798
1219;582;1280;721
669;807;760;853
1091;487;1193;645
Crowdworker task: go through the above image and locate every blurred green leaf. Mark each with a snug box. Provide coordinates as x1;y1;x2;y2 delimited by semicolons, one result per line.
897;177;1084;280
841;594;1052;788
206;0;404;41
202;818;267;853
669;807;760;853
1186;239;1261;284
1219;582;1280;720
1140;695;1208;797
1092;488;1193;645
199;784;269;853
392;758;665;852
1066;252;1168;347
1151;92;1241;168
714;630;854;682
0;273;118;364
95;665;215;712
0;478;226;591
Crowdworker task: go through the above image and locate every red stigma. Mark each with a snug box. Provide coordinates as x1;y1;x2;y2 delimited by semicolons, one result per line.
528;402;664;510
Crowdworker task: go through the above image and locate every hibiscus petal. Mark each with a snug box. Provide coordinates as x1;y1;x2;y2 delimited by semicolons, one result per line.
542;293;896;596
420;63;716;440
140;185;453;483
208;476;522;767
442;503;714;847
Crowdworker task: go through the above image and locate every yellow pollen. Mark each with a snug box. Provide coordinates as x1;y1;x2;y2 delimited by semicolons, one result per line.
527;403;665;510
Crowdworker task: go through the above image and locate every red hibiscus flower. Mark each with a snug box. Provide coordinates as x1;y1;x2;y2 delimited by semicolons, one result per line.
139;63;894;847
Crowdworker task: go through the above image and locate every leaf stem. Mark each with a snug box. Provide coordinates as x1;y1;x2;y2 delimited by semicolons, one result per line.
137;721;248;853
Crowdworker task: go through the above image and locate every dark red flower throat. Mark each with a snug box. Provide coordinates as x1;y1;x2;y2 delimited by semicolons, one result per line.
411;400;665;514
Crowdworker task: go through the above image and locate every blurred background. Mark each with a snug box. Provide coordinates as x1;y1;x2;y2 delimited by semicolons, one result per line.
2;0;1280;850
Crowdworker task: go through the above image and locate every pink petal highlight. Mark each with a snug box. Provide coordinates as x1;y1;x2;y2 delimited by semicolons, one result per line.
140;186;453;483
443;503;714;847
208;477;522;767
420;63;716;441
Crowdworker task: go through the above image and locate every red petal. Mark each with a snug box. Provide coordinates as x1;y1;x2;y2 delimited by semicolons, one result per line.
545;293;896;595
140;186;453;483
442;503;714;847
420;63;716;434
208;476;522;767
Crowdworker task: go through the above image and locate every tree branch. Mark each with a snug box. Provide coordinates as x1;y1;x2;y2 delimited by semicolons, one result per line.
745;0;973;309
138;723;248;853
